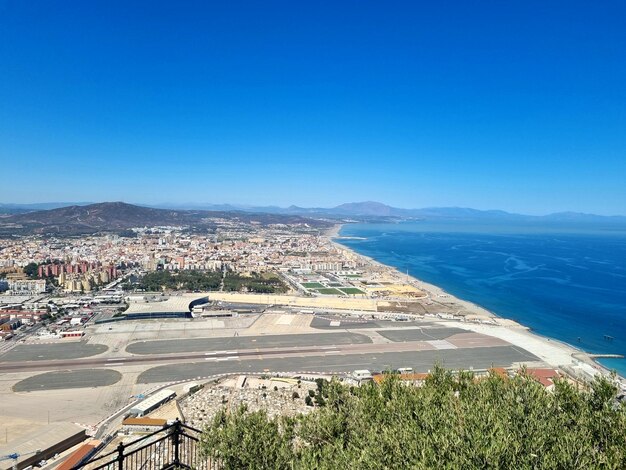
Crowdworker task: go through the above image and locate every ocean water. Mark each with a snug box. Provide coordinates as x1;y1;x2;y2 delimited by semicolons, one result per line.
337;222;626;377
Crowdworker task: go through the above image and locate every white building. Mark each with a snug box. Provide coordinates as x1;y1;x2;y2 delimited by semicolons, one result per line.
130;389;176;416
8;279;46;294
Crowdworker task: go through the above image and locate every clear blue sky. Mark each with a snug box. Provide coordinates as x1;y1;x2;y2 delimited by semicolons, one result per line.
1;1;625;215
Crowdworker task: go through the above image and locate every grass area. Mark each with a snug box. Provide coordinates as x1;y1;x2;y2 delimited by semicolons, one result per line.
224;272;288;294
328;282;343;287
302;282;325;289
312;288;344;295
339;287;365;295
343;274;362;278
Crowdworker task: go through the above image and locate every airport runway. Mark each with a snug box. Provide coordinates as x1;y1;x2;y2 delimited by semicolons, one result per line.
0;336;536;374
12;345;538;391
137;345;539;383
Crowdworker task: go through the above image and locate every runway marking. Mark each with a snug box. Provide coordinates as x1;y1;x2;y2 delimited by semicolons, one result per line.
216;356;239;362
107;363;124;366
276;315;293;325
426;340;457;350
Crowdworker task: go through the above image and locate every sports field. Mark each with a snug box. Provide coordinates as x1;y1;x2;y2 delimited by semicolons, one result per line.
313;288;344;295
302;282;324;289
340;287;365;295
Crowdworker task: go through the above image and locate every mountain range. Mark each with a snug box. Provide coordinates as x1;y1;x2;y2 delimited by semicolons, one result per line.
1;201;625;236
146;200;626;223
0;202;328;236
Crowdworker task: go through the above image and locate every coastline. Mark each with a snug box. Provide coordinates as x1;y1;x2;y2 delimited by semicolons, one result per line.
327;223;625;384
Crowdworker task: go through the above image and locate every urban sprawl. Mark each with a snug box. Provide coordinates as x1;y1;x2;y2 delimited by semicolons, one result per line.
1;218;623;470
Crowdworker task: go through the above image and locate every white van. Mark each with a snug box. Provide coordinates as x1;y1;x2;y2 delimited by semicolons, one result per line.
352;370;373;381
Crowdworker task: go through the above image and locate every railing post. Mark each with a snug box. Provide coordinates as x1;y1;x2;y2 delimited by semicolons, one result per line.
172;419;181;467
116;442;125;470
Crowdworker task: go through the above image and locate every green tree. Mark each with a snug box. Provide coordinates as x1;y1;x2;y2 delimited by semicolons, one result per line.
199;372;626;469
23;262;39;278
199;406;295;470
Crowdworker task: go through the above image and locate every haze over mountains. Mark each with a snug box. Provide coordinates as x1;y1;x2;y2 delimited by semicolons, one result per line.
0;202;328;236
1;201;626;234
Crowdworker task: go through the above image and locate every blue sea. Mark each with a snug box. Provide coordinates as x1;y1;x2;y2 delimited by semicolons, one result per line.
337;222;626;377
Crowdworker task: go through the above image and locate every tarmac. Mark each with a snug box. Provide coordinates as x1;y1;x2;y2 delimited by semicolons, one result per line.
136;345;539;383
0;312;553;443
309;317;432;329
13;369;122;392
1;342;108;362
376;327;469;342
125;332;373;355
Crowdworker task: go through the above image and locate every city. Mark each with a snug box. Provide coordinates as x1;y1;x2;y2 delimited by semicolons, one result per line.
2;1;626;468
1;206;621;469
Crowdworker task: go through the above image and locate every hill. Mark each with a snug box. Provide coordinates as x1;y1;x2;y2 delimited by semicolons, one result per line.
3;200;625;229
0;202;328;235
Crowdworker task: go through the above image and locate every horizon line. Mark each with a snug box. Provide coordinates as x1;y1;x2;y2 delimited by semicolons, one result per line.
1;200;625;219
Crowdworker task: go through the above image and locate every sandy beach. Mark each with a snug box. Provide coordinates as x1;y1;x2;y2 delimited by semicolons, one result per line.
328;223;625;384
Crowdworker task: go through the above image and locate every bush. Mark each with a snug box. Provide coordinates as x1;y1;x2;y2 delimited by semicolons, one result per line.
200;369;626;469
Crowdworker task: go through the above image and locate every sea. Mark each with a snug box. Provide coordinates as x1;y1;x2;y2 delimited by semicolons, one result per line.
337;221;626;378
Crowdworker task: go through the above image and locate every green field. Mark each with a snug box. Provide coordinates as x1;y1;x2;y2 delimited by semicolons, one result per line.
302;282;325;289
339;287;365;295
312;288;344;295
328;282;343;287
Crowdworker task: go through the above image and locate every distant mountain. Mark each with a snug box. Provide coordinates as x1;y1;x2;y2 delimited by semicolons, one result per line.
331;201;396;216
538;211;626;223
0;202;93;212
0;202;328;235
282;203;626;225
2;201;625;232
0;207;30;216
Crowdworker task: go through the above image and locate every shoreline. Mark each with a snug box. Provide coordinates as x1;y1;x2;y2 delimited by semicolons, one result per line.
327;223;625;384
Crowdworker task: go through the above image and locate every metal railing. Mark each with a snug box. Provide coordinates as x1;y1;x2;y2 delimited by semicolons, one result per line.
72;420;216;470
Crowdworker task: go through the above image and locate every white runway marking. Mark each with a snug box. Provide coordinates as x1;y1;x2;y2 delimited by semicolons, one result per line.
426;340;457;350
276;315;293;325
216;356;239;362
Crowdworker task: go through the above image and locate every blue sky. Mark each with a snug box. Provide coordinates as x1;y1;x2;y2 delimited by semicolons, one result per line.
1;1;625;215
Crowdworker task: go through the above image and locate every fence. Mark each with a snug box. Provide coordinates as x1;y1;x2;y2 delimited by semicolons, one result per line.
71;420;216;470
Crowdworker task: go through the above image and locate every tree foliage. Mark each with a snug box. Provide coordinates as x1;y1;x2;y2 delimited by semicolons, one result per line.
23;262;39;278
200;368;626;469
136;270;222;291
223;272;287;294
133;270;287;293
